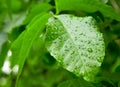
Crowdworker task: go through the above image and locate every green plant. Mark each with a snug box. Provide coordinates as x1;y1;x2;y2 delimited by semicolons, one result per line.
0;0;120;87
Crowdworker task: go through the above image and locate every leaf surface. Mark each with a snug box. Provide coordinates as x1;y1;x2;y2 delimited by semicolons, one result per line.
45;14;105;81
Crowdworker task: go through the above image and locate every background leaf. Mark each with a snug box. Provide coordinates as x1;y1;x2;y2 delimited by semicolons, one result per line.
23;3;53;25
45;14;105;81
55;0;120;21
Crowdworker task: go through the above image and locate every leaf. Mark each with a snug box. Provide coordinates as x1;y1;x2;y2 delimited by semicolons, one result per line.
10;12;52;86
45;14;105;81
55;0;120;21
23;3;53;25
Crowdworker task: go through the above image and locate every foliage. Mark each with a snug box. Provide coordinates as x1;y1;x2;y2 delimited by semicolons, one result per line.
0;0;120;87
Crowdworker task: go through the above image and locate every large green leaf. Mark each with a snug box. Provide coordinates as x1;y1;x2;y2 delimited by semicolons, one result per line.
10;12;51;86
55;0;120;21
45;14;105;81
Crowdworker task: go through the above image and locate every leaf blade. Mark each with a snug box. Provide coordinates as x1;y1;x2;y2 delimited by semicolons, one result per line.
17;12;51;80
45;14;105;81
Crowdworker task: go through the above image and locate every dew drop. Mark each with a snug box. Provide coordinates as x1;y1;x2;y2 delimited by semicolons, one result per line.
97;57;103;62
88;48;93;53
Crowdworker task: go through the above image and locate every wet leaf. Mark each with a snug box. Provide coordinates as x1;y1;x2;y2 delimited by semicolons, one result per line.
45;14;105;81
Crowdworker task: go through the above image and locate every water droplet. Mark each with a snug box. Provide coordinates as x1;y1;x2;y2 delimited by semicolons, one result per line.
97;57;103;62
88;48;93;53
